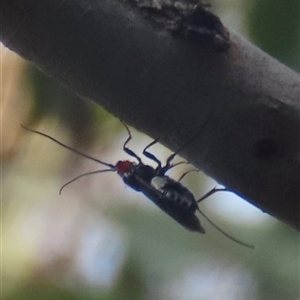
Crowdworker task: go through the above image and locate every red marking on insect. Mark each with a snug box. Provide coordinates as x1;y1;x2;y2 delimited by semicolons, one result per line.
21;122;254;249
115;160;134;176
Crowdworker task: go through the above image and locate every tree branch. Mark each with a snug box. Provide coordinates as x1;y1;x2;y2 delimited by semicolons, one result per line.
2;0;300;230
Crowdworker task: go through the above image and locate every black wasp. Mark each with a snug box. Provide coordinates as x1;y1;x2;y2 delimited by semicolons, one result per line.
21;123;254;249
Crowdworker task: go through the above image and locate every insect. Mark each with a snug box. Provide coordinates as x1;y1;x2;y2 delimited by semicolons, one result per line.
21;123;254;249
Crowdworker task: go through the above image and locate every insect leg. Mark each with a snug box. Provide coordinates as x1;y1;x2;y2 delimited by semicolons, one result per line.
121;121;162;167
161;113;214;173
162;129;198;172
155;151;181;175
197;187;228;203
122;122;142;163
178;168;198;182
142;138;162;168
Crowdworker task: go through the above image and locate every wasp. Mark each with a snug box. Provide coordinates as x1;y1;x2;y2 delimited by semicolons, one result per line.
21;123;254;249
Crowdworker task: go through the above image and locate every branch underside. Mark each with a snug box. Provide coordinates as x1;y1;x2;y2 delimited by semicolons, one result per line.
1;0;300;230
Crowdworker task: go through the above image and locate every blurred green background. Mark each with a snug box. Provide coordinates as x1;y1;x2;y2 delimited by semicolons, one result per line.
2;1;299;299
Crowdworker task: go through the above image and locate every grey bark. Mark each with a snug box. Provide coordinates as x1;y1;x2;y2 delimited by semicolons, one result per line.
1;0;300;230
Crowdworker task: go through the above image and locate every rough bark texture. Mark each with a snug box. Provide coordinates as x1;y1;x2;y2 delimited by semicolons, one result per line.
1;0;300;230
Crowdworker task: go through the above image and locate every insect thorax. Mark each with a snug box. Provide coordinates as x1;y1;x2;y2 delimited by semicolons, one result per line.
121;164;156;192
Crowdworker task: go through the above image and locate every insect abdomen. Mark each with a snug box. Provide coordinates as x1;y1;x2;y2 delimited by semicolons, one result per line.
149;176;205;233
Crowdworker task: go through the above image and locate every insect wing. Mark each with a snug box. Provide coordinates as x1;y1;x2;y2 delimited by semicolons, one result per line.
134;175;205;233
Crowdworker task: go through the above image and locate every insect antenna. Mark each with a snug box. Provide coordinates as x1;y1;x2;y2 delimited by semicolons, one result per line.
59;169;115;195
21;125;118;193
21;125;115;169
196;187;254;248
196;208;255;249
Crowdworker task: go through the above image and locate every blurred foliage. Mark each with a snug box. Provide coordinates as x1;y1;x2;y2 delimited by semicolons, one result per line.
26;65;115;149
247;0;300;71
2;1;299;300
5;258;146;300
